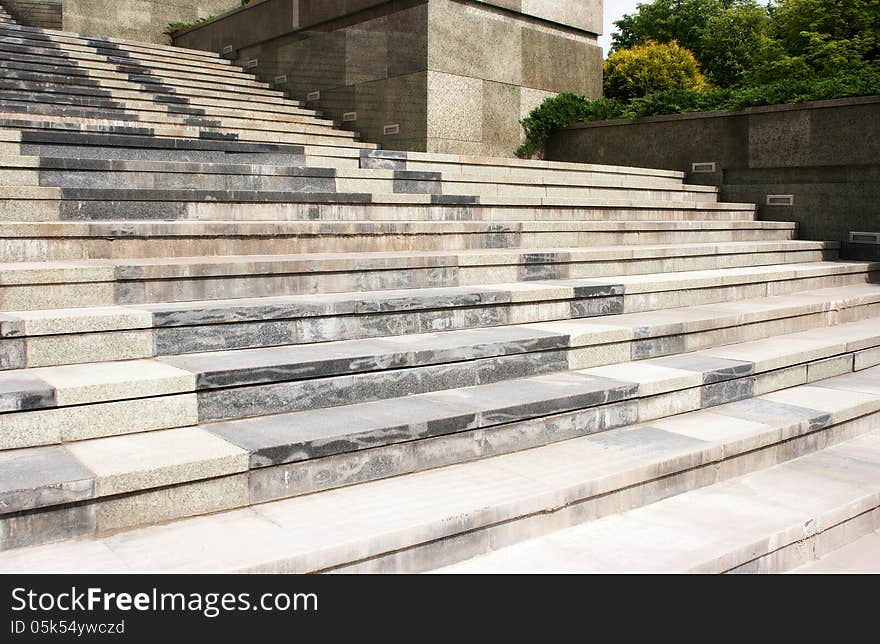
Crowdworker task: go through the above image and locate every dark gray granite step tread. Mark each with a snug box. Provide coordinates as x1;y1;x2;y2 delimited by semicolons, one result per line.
17;130;306;155
159;324;571;390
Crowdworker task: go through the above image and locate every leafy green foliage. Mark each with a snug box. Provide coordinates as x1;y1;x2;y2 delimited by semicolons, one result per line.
516;94;625;158
603;41;710;102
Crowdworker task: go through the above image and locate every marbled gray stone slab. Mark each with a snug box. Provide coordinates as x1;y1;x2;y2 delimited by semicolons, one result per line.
0;503;96;551
0;375;56;412
701;376;756;407
196;349;571;422
651;354;755;384
713;398;831;431
0;445;95;513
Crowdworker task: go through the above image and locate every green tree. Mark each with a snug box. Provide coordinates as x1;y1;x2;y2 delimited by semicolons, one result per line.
604;40;711;101
611;0;772;87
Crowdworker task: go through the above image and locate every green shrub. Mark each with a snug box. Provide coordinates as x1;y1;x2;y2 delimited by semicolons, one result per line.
516;93;625;158
603;41;710;102
517;67;880;158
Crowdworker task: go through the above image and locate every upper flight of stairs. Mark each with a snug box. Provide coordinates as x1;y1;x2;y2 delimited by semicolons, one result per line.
0;6;878;573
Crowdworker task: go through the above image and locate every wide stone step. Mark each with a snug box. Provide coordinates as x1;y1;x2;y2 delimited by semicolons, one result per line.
0;220;801;263
0;59;312;112
1;260;873;366
0;22;230;65
1;366;878;569
0;30;267;78
0;79;337;126
1;284;876;433
0;36;262;85
0;85;354;136
0;165;716;208
437;415;880;573
0;42;282;94
0;115;376;149
0;240;835;308
0;89;349;134
791;529;880;572
0;111;364;147
0;155;717;199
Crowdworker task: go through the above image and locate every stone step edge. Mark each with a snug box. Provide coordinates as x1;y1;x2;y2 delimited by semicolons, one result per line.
0;155;714;193
1;260;871;337
0;258;867;367
0;366;877;568
432;422;880;574
1;283;877;414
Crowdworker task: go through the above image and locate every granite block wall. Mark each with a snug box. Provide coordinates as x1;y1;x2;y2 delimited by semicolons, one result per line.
544;96;880;258
173;0;604;156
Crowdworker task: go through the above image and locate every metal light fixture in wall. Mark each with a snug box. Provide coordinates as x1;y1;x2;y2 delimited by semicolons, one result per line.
244;59;259;69
343;112;357;122
383;124;400;136
691;162;718;173
307;91;321;102
850;232;880;245
766;194;794;206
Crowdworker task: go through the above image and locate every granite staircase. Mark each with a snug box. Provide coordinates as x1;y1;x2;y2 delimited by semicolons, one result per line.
0;8;878;573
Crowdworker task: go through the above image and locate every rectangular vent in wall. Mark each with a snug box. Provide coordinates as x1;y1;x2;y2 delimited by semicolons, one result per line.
850;232;880;245
274;75;288;84
222;45;234;56
343;112;358;122
691;162;717;173
766;194;794;206
307;91;321;102
384;124;400;136
244;59;259;69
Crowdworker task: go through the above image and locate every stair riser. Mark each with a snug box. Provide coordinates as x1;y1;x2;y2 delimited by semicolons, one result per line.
0;263;867;368
0;115;364;147
0;248;832;310
724;506;880;574
2;372;877;555
7;170;715;203
0;227;799;263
